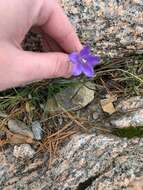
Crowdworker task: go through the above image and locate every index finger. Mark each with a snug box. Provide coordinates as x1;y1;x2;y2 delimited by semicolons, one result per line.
41;1;82;53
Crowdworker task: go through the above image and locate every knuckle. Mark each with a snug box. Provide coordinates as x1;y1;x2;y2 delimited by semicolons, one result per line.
53;54;63;77
54;54;71;77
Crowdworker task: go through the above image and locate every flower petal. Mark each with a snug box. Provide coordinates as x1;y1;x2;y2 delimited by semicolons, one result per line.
87;55;100;66
69;52;79;64
81;64;94;77
80;46;90;57
72;63;82;76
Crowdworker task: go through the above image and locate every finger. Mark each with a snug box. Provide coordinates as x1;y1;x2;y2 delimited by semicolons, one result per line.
41;1;82;53
0;47;72;90
15;49;72;81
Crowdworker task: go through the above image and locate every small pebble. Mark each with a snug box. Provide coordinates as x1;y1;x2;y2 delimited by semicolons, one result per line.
13;144;35;159
8;119;34;139
58;116;63;125
92;112;99;120
0;131;6;140
32;121;43;140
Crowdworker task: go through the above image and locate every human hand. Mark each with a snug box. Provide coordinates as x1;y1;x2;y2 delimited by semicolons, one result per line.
0;0;82;91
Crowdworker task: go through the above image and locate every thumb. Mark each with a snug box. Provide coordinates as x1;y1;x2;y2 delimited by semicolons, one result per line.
13;50;72;85
0;46;73;91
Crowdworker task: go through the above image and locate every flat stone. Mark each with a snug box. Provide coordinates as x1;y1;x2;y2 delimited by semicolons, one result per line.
13;144;35;159
45;82;95;112
8;119;34;139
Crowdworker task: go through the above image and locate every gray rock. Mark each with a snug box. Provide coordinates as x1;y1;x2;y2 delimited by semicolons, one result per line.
0;134;143;190
13;144;35;159
96;96;143;129
61;0;143;56
44;134;143;190
45;82;95;112
0;166;7;186
0;131;6;140
0;148;46;189
92;111;100;120
107;108;143;128
8;119;34;139
0;1;143;189
79;98;104;122
32;121;43;140
86;143;143;190
115;96;143;113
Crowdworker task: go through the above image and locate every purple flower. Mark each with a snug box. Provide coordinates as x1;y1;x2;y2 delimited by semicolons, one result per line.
69;45;100;77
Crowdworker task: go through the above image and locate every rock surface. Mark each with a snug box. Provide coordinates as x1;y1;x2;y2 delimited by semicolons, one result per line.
62;0;143;57
0;1;143;190
104;96;143;129
115;96;143;113
105;108;143;128
1;134;143;189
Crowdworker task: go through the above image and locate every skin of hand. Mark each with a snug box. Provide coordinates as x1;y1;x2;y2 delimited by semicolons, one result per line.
0;0;82;91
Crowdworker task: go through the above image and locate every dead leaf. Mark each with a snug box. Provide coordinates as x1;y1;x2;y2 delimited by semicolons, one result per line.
0;139;9;146
100;95;117;114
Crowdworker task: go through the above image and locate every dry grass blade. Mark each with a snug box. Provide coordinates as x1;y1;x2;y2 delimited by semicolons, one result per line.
43;121;73;140
63;111;87;132
100;78;112;95
54;130;76;141
79;117;112;133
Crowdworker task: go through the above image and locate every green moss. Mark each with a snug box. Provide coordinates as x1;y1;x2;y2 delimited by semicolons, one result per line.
113;126;143;139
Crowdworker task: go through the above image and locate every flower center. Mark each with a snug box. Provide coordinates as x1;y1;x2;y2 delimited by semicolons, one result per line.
81;57;87;64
